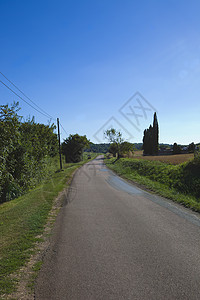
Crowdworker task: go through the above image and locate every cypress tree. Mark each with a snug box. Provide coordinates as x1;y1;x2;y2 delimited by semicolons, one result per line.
152;112;159;155
143;129;147;154
142;112;159;155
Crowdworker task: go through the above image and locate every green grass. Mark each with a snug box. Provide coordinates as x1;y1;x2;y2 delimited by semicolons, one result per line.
27;261;43;292
105;157;200;212
0;155;98;297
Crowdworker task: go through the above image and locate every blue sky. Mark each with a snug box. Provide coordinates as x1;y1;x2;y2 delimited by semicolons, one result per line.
0;0;200;145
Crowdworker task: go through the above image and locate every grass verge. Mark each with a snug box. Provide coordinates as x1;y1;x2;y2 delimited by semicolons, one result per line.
0;154;98;298
105;157;200;213
27;261;43;292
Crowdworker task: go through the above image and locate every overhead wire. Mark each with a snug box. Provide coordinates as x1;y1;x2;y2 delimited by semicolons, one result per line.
0;80;55;119
0;71;55;120
0;73;69;137
60;122;68;136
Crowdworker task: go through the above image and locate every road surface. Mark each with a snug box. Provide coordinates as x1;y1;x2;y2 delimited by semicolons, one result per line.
35;156;200;300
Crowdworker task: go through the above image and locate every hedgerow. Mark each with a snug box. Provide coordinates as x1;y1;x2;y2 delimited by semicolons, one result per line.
0;102;58;203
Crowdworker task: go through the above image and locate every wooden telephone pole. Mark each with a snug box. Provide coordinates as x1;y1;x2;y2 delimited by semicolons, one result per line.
57;118;63;170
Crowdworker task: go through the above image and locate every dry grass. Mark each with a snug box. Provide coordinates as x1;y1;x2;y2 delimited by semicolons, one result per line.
133;151;194;164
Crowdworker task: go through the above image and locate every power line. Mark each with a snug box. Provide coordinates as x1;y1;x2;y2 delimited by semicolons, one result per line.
0;71;55;121
0;80;53;119
60;122;68;136
0;73;69;137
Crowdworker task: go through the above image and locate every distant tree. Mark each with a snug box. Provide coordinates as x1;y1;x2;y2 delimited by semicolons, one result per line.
143;112;159;155
152;112;159;155
108;143;118;157
62;134;90;163
134;143;143;150
85;143;110;153
188;142;195;153
119;141;134;156
104;128;123;158
173;143;181;154
143;125;153;155
142;129;147;150
105;129;134;158
108;142;134;157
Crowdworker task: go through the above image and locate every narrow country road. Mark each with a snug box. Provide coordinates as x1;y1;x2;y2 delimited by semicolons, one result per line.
35;156;200;300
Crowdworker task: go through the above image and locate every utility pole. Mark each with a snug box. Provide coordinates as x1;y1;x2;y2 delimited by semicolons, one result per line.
57;118;63;170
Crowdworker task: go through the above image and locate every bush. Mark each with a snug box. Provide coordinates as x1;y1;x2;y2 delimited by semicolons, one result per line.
117;158;200;199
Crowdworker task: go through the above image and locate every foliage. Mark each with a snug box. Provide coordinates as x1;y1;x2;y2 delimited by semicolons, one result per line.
0;103;21;194
120;141;134;156
104;128;123;158
143;112;159;155
105;129;134;158
85;143;142;153
62;134;90;163
108;143;118;157
104;128;123;144
0;103;58;203
173;143;181;154
134;143;143;150
188;142;195;153
85;143;110;153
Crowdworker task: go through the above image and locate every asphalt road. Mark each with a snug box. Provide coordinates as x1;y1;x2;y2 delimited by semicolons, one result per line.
35;156;200;300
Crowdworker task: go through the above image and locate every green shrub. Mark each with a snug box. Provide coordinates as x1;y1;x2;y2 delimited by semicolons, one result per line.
0;103;58;203
108;158;200;200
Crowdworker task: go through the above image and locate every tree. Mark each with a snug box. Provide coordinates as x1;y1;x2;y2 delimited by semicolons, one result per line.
85;143;110;153
188;142;195;153
143;112;159;155
0;102;22;201
173;143;181;154
105;128;134;158
20;121;58;160
152;112;159;155
119;141;134;157
62;134;90;163
104;128;123;158
108;143;118;157
0;102;59;203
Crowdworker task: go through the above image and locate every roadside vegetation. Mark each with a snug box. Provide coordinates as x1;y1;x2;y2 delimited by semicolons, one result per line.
0;102;58;204
105;156;200;212
0;153;97;297
104;114;199;212
0;102;98;297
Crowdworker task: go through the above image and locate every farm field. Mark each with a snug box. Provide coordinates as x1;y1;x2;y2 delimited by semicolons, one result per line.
133;151;194;164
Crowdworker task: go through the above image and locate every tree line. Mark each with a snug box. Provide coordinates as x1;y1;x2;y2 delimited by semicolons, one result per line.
0;103;58;203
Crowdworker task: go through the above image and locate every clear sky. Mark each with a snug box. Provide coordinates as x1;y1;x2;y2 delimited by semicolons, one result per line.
0;0;200;145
